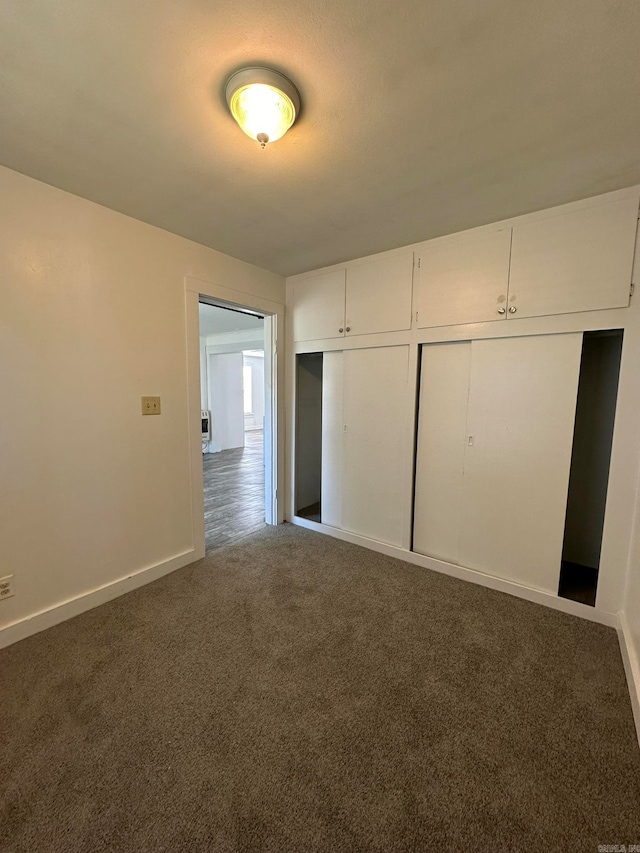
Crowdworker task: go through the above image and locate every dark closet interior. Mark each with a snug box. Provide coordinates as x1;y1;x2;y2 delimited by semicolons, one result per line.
295;352;323;522
559;330;624;606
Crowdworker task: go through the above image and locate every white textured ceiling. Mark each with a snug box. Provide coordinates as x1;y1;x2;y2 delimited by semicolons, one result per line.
2;1;640;276
198;303;264;337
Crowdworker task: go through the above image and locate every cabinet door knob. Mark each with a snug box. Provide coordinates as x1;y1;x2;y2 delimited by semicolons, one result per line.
497;307;506;315
339;327;344;333
509;306;517;314
345;326;351;332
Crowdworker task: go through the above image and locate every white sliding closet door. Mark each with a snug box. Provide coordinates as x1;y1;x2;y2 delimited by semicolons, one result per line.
341;346;409;546
414;342;471;562
321;351;343;528
459;334;582;592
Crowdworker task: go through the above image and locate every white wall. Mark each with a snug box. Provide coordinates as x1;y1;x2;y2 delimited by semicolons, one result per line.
624;479;640;725
244;354;265;431
0;165;283;638
621;250;640;731
199;336;208;411
208;352;245;451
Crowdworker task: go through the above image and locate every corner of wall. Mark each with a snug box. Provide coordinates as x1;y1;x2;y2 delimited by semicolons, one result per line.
618;610;640;747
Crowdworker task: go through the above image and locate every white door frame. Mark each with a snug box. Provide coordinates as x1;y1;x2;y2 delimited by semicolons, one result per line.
185;276;284;559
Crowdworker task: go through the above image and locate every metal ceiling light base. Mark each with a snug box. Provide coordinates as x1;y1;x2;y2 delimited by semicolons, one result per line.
225;67;301;148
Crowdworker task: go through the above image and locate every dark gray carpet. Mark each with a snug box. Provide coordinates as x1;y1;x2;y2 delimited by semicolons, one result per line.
1;524;639;852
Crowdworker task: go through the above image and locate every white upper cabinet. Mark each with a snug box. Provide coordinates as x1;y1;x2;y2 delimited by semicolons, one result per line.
345;252;414;336
291;269;346;342
292;189;639;339
291;252;413;341
415;229;512;327
508;195;639;319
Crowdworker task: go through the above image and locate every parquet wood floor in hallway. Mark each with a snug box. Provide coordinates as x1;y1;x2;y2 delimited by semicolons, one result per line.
202;429;265;551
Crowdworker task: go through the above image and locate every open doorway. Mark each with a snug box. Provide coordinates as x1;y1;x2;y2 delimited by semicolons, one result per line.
198;302;269;550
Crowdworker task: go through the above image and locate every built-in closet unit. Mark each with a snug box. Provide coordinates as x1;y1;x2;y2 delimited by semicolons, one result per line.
288;185;640;617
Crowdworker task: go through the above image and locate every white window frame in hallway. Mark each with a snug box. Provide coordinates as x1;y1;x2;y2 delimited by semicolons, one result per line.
185;277;285;560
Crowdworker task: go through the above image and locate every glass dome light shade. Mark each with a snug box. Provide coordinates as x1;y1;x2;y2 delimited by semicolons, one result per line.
229;83;296;144
225;68;300;147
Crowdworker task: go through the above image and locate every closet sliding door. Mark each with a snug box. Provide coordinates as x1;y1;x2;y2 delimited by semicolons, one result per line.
415;333;583;593
459;334;582;592
341;346;409;547
414;342;471;563
321;351;343;529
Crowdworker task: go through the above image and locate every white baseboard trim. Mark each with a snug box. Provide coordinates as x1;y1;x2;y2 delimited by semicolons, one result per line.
288;515;618;628
0;548;198;650
618;611;640;746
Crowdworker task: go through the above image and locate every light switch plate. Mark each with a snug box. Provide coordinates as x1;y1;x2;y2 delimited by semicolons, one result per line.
141;396;161;415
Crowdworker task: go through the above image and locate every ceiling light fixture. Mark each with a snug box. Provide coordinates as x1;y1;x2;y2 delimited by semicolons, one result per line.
225;67;300;149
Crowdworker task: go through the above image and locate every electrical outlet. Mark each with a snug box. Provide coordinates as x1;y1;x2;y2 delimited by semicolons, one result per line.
141;396;161;415
0;575;15;600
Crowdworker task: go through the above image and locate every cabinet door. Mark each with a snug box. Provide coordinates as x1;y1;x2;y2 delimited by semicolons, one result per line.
345;252;414;336
415;229;511;327
341;346;409;547
508;196;639;319
413;342;471;563
291;270;346;341
321;351;343;529
459;334;583;593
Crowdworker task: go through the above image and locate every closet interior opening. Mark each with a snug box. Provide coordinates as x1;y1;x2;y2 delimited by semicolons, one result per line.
295;352;323;522
559;329;624;606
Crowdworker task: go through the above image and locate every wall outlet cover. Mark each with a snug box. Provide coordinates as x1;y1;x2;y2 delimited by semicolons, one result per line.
141;396;161;415
0;575;15;600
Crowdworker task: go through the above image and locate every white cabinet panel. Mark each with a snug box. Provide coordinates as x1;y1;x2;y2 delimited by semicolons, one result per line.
413;342;471;563
459;334;583;593
345;252;414;336
341;346;409;547
509;196;639;319
291;270;346;341
415;229;511;327
321;352;343;529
